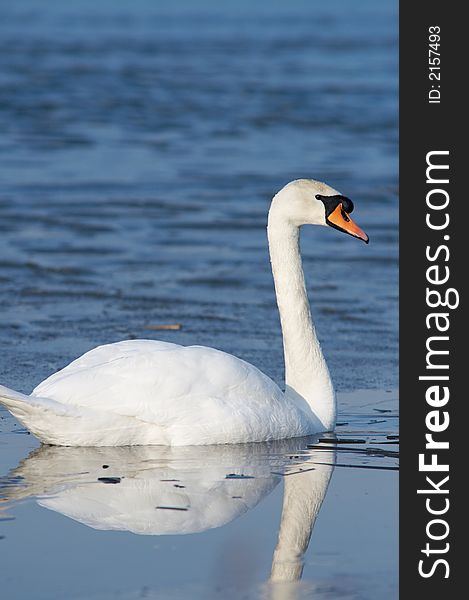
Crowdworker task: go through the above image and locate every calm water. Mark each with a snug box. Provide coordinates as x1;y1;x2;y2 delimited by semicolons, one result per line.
0;1;398;598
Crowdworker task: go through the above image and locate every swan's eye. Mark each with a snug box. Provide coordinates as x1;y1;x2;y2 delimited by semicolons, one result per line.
315;194;322;200
341;208;350;222
341;197;354;213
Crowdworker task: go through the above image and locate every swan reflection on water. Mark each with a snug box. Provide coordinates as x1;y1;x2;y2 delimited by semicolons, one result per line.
2;437;334;589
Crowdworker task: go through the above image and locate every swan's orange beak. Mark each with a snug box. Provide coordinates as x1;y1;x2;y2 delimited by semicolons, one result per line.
327;204;369;244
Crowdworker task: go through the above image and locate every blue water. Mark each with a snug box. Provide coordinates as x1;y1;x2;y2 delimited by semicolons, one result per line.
0;1;398;598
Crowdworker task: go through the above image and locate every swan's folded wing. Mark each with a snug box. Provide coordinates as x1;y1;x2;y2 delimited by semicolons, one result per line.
31;340;283;433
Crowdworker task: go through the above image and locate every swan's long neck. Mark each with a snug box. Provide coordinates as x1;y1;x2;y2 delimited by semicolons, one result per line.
267;210;336;430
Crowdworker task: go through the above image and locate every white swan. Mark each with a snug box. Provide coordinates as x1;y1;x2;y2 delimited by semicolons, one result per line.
0;179;368;446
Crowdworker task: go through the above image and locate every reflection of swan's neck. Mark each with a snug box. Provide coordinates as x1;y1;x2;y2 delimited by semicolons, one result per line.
267;209;336;429
270;462;334;582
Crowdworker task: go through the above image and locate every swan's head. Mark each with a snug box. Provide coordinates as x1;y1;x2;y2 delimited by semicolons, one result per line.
270;179;369;243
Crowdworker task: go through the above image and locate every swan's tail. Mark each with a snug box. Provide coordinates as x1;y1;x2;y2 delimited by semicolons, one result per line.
0;384;40;421
0;384;46;440
0;384;81;445
0;384;167;447
0;384;67;417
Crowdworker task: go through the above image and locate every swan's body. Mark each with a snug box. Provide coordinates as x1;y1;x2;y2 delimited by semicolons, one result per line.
1;340;317;446
0;179;368;446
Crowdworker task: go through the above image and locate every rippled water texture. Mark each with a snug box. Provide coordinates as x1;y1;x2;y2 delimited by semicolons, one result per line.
0;1;398;598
